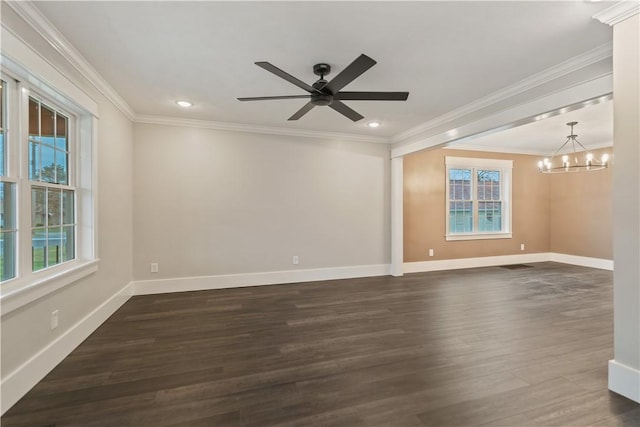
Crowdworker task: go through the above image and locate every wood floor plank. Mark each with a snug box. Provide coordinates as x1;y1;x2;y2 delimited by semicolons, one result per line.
2;262;638;426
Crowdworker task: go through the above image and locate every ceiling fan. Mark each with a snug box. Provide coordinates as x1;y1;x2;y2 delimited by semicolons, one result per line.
237;54;409;122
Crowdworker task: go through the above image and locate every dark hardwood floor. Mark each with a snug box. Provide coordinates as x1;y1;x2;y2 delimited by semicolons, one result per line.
3;262;639;426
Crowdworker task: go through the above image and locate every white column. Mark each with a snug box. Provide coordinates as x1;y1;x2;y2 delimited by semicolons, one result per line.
390;156;404;276
595;2;640;403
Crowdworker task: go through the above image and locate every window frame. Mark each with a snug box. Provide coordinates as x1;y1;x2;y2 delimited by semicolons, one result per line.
445;156;513;241
0;60;98;315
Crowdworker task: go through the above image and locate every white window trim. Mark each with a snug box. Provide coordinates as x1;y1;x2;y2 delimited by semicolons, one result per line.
0;40;98;315
445;156;513;241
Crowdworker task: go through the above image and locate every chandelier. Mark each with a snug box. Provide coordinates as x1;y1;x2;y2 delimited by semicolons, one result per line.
538;121;609;173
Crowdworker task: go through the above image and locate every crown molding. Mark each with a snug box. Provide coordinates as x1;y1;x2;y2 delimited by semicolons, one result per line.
391;42;613;144
391;74;613;158
5;1;136;121
444;141;613;157
135;115;391;144
593;1;640;26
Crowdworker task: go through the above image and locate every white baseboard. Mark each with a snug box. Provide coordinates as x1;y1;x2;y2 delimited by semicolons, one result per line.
549;252;614;271
0;282;133;415
404;253;551;273
609;359;640;403
133;264;391;295
404;252;614;274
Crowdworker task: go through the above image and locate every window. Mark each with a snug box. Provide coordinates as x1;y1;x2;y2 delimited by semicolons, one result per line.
445;156;512;240
29;97;75;271
0;65;97;314
1;79;17;281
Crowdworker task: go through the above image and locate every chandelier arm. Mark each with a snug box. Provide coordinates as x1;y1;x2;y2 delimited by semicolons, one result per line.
572;137;589;152
550;137;572;158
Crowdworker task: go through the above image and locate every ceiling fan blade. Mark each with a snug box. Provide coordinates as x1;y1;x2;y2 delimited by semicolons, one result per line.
288;101;315;121
255;62;320;94
335;91;409;101
329;101;364;122
238;95;311;101
322;54;377;94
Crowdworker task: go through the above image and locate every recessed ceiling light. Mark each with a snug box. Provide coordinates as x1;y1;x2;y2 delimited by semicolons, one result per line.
176;100;192;108
368;122;380;128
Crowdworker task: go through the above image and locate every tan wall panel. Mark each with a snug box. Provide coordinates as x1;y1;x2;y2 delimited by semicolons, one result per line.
404;147;550;262
549;148;612;259
404;145;613;262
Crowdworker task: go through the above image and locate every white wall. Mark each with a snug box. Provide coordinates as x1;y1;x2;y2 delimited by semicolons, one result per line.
0;7;134;411
610;12;640;403
1;97;133;374
133;123;390;282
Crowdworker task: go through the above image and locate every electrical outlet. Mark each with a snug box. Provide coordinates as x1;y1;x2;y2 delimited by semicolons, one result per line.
520;243;525;251
292;255;299;265
429;249;434;257
151;263;159;273
51;310;59;330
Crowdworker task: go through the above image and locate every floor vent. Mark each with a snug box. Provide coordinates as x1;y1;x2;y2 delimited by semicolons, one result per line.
499;264;534;270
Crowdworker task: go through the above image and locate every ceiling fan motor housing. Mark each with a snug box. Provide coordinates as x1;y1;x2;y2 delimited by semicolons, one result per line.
313;63;331;77
311;93;333;106
311;64;333;105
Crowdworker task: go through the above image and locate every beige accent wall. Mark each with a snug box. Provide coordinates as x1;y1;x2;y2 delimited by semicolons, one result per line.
133;124;390;281
404;146;613;262
549;147;612;259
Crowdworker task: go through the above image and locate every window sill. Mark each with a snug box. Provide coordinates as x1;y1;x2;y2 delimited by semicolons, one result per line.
446;232;512;241
1;259;99;315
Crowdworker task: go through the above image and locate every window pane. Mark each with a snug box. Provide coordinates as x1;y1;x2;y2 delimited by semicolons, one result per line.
62;190;74;225
55;114;68;150
48;188;61;226
478;201;502;232
55;150;68;185
0;79;4;175
29;140;40;181
62;225;74;262
449;169;471;201
32;228;46;271
0;80;3;130
1;181;16;281
32;186;46;227
29;98;40;138
449;201;473;233
1;230;16;281
0;131;4;177
40;144;56;183
47;227;62;267
477;170;501;201
41;104;55;138
1;182;15;230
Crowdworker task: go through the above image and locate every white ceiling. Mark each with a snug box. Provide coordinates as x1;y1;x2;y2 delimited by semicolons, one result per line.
449;98;613;154
34;1;614;145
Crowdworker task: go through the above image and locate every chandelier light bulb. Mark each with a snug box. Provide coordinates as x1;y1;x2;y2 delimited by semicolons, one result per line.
602;153;609;164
